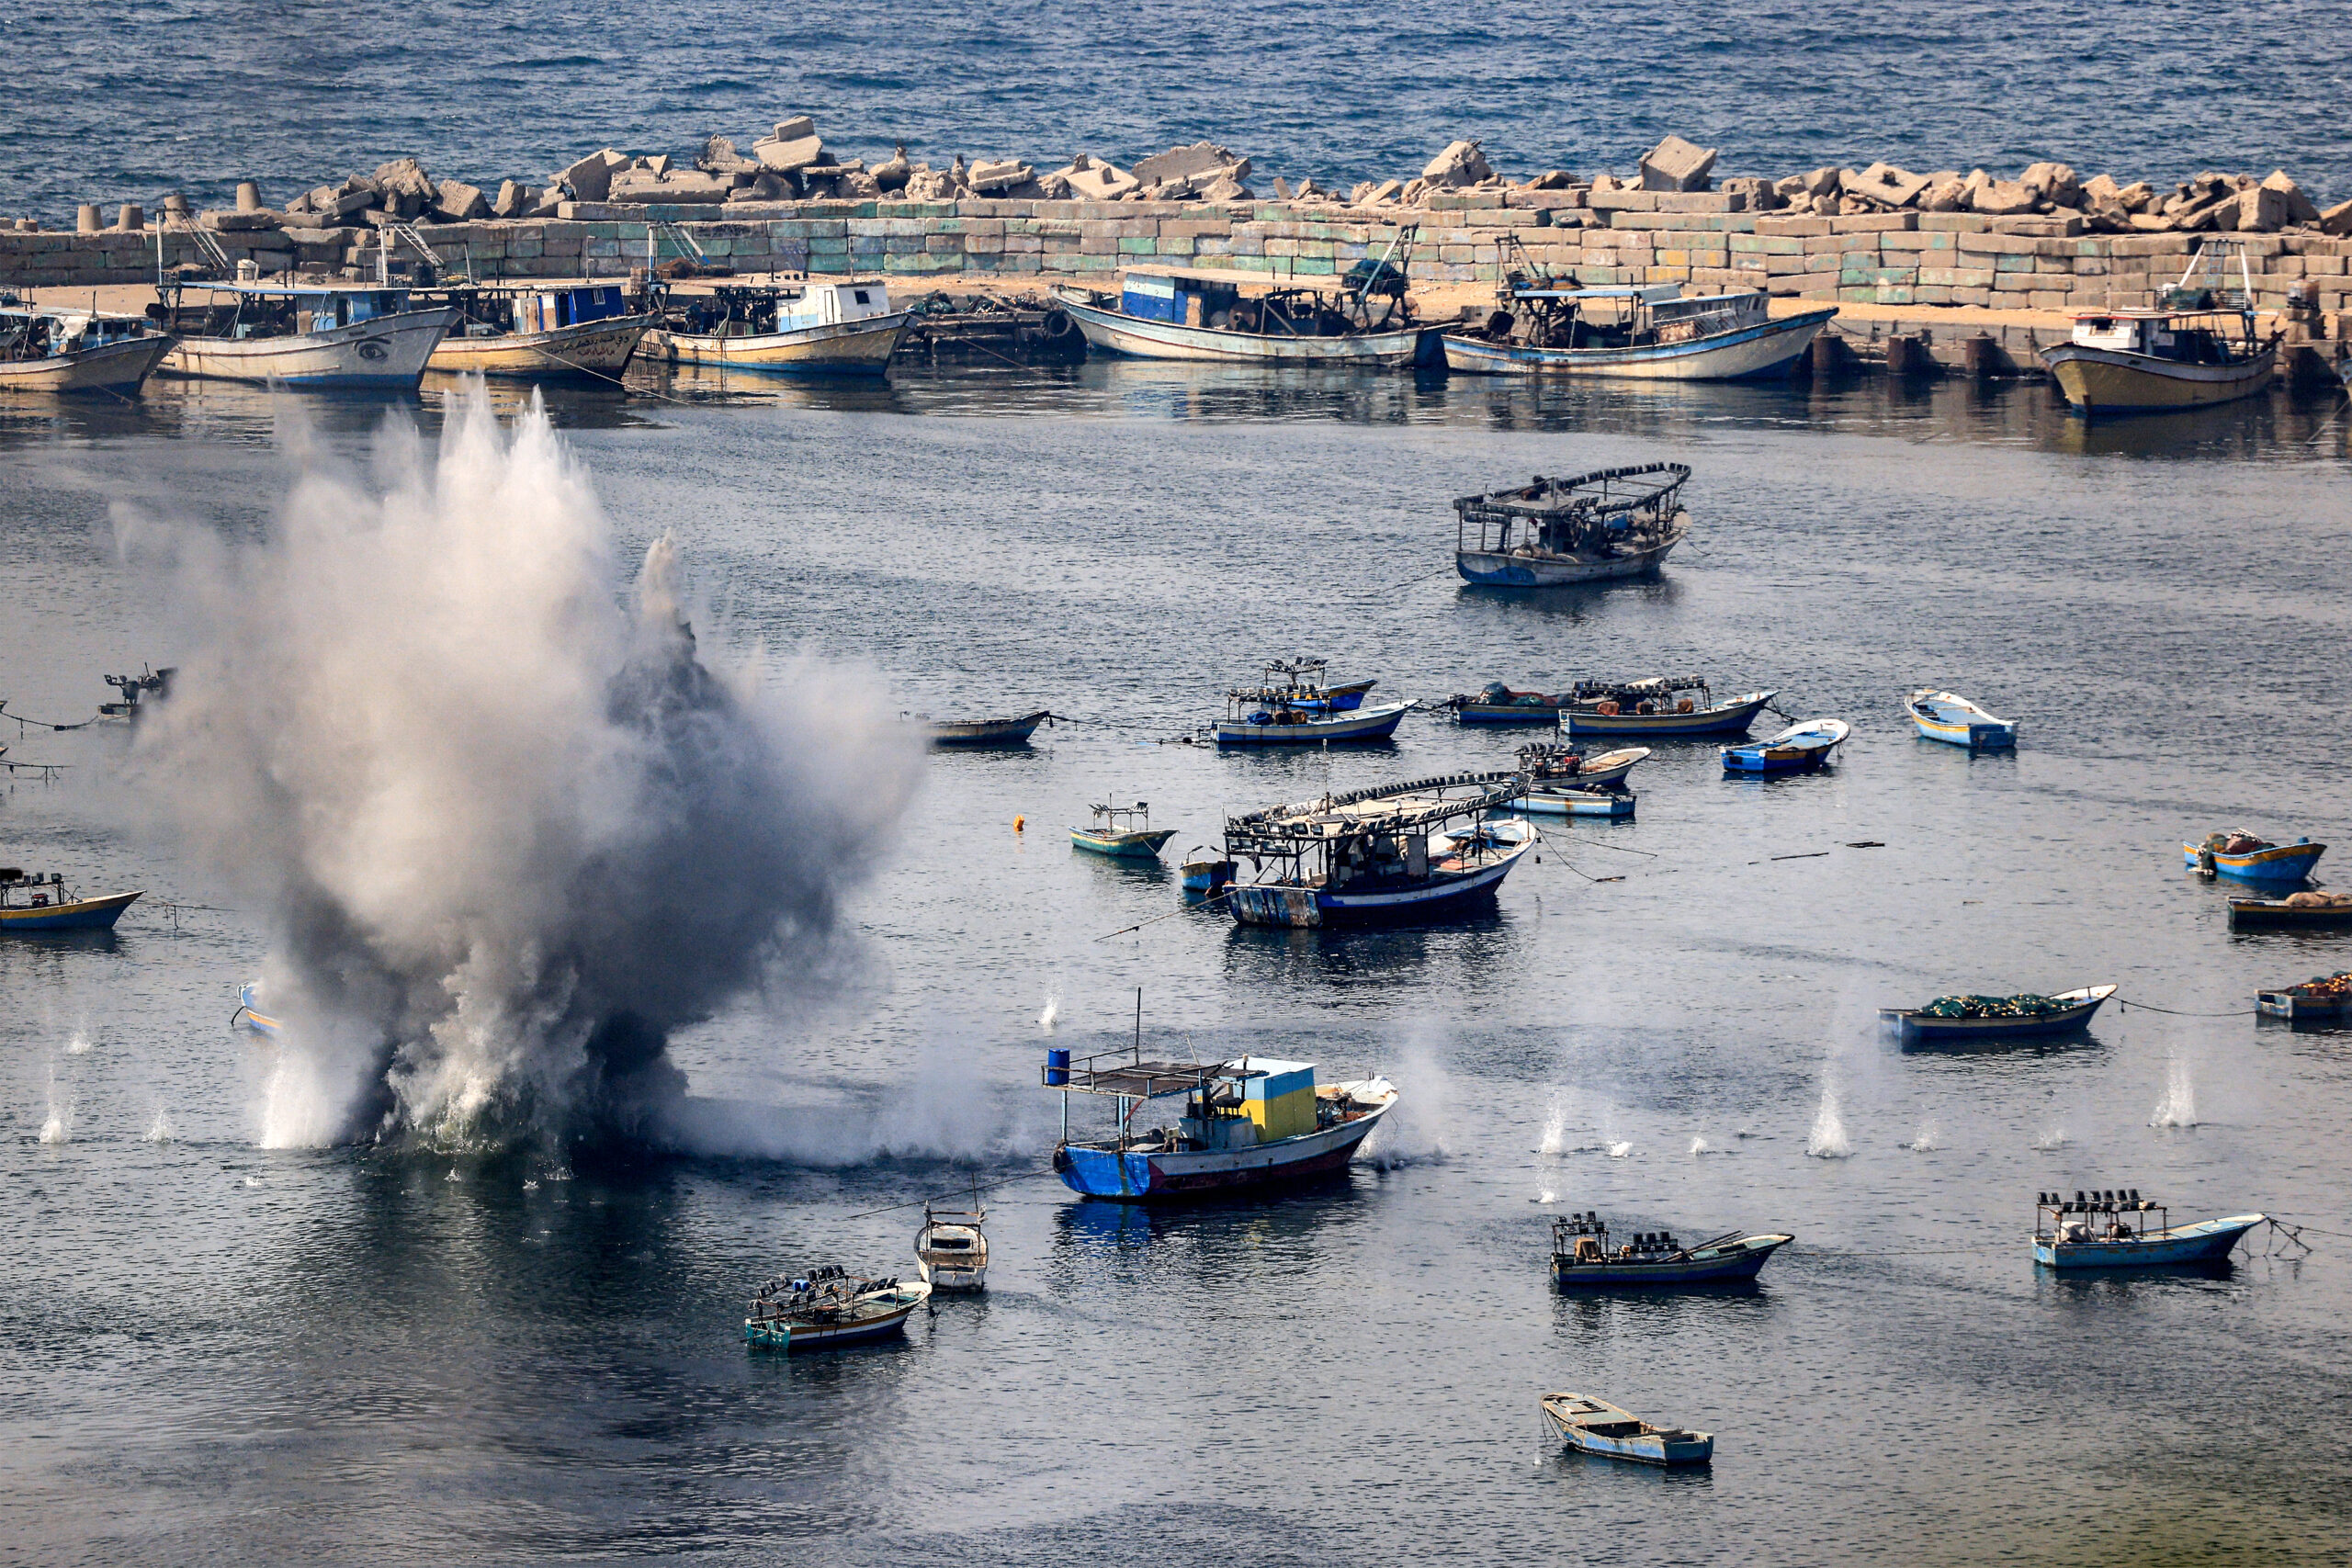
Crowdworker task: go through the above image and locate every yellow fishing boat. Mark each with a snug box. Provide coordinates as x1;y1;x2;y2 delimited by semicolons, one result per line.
425;283;652;378
645;278;910;376
2042;241;2278;414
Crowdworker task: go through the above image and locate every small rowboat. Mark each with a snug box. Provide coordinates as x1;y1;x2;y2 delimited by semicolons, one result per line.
2230;892;2352;931
0;868;141;932
232;981;286;1040
1721;717;1848;774
1179;850;1237;895
914;1203;989;1292
926;709;1057;748
1539;1393;1713;1466
1882;984;2115;1042
1550;1212;1791;1288
1905;688;2017;750
1520;787;1635;818
1071;803;1176;861
744;1267;932;1350
2031;1192;2264;1269
2186;833;2324;886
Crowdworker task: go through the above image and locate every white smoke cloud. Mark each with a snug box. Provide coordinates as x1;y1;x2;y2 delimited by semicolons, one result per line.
127;387;919;1150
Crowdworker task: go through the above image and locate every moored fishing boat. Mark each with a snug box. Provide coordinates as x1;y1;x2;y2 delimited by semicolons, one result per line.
914;1202;989;1292
232;981;285;1040
1052;233;1425;366
2030;1190;2264;1269
744;1266;931;1349
2041;242;2278;414
646;278;911;376
0;298;175;396
1223;772;1535;927
1070;802;1176;861
1043;1039;1397;1201
1517;742;1648;794
925;709;1057;747
1881;985;2115;1043
424;282;653;377
0;867;141;932
2186;831;2324;885
1561;677;1776;737
154;282;459;387
1905;688;2017;750
2232;891;2352;931
1539;1393;1713;1466
1550;1212;1792;1288
1444;682;1577;723
1213;660;1409;745
2256;970;2352;1024
1721;717;1848;773
1453;463;1691;586
1180;847;1238;895
1520;787;1635;819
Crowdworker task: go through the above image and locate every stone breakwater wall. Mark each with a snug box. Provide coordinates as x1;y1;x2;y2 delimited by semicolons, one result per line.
11;191;2352;338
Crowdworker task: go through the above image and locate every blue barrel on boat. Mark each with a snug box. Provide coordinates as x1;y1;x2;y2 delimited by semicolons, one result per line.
1046;1048;1069;1087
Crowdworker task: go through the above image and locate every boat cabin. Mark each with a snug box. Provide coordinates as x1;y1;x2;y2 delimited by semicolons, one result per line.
1223;771;1528;896
1;302;162;361
671;279;895;337
2064;310;2253;364
1482;281;1769;351
435;283;630;337
152;283;419;339
1117;250;1414;335
1045;1046;1345;1155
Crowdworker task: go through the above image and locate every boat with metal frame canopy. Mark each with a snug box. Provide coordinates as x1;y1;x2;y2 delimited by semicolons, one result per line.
914;1200;989;1292
646;277;912;376
1070;802;1176;861
0;866;141;932
1222;771;1536;927
744;1265;931;1349
153;279;458;387
1560;676;1777;737
0;295;176;396
2030;1190;2265;1269
1550;1211;1792;1289
423;281;653;377
1214;658;1408;745
1454;463;1691;586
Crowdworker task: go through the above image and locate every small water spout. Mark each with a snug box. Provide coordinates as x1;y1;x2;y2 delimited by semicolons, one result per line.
2150;1058;2197;1129
1806;1080;1851;1159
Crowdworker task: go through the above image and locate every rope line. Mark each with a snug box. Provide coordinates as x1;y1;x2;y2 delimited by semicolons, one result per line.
842;1168;1057;1221
2116;998;2260;1018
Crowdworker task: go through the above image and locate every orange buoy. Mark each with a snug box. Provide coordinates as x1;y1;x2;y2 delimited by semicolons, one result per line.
1013;815;1025;832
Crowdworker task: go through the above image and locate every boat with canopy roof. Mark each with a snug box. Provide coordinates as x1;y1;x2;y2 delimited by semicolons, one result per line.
1453;463;1691;586
1222;771;1535;927
1052;230;1427;365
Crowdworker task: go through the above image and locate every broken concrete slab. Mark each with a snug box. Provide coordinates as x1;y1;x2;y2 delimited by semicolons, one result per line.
1134;141;1250;186
1639;134;1717;192
1968;177;2039;216
609;169;731;204
902;167;956;201
492;180;534;219
371;157;435;201
1800;166;1843;197
554;149;628;203
771;116;815;142
2232;184;2287;232
1063;161;1140;201
753;131;824;173
1850;162;1932;208
2259;169;2321;225
2019;162;2080;206
199;209;284;231
1421;140;1493;188
966;159;1034;195
432;179;490;221
696;135;759;176
1200;175;1251;202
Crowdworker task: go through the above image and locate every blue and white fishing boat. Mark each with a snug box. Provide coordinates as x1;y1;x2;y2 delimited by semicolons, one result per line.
232;981;286;1040
1214;659;1408;746
1905;688;2018;750
2030;1190;2264;1269
1561;677;1777;738
0;866;140;932
744;1267;931;1349
1044;1040;1397;1201
1550;1212;1792;1288
1520;788;1635;819
1223;773;1536;927
1444;259;1834;380
1454;463;1691;586
1540;1393;1713;1466
1722;718;1848;774
1052;232;1427;367
2185;831;2325;885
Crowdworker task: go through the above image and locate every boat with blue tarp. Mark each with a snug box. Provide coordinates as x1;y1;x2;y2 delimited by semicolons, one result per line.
1453;463;1691;586
2030;1190;2264;1269
424;281;653;377
1722;717;1848;773
2186;830;2324;885
1214;659;1407;745
1561;676;1776;737
1222;772;1535;927
1905;688;2017;750
1550;1212;1792;1288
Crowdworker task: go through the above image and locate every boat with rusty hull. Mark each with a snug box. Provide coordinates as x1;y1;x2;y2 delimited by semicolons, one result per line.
2231;891;2352;931
924;709;1057;747
1540;1393;1713;1466
1222;772;1536;928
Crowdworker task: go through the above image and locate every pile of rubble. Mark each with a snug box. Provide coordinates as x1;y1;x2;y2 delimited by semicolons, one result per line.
1745;157;2348;235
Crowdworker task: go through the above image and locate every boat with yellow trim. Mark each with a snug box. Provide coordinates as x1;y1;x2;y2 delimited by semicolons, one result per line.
0;866;140;931
424;283;652;377
1905;688;2017;750
2186;831;2324;886
645;278;910;376
2042;242;2278;414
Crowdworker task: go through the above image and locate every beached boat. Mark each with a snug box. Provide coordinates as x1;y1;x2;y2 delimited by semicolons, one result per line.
1044;1040;1396;1201
2256;970;2352;1024
1882;984;2115;1043
1905;688;2017;750
1722;718;1849;773
2186;831;2324;885
0;867;141;932
2233;891;2352;931
232;980;285;1040
1213;662;1410;745
1561;677;1776;738
424;282;652;377
154;282;459;387
1550;1212;1792;1288
2042;243;2278;414
0;299;175;395
1071;802;1176;861
1454;463;1691;586
745;1266;931;1350
1445;250;1833;379
925;709;1057;747
2030;1191;2264;1269
1052;235;1426;366
646;279;911;376
1539;1393;1713;1466
1223;773;1535;927
1517;742;1648;794
914;1202;989;1292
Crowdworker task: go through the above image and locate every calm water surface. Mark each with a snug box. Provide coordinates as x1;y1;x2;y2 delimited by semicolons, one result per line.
4;366;2351;1564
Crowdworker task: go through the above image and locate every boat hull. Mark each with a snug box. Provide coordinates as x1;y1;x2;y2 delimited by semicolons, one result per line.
1214;701;1409;745
2185;841;2324;885
1456;533;1682;586
427;316;651;377
2231;898;2352;931
1453;699;1572;724
1228;831;1533;928
648;313;911;375
1055;1099;1390;1201
1565;692;1775;737
1722;744;1834;773
1521;788;1634;818
1552;1235;1789;1288
2257;987;2352;1023
1907;692;2018;750
234;981;285;1039
929;710;1051;747
161;308;459;387
744;1286;930;1349
0;334;175;395
1443;307;1835;379
1883;987;2113;1042
2034;1215;2264;1269
1540;1403;1713;1466
2043;342;2277;412
0;890;141;931
1054;293;1425;366
1071;828;1176;860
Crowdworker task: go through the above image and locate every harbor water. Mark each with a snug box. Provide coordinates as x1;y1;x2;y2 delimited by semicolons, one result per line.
4;365;2351;1563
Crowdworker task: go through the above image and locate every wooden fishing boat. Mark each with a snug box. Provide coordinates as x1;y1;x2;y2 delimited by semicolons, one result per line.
2230;892;2352;931
744;1267;931;1350
1881;984;2115;1042
155;282;459;387
1905;688;2017;750
1561;677;1776;737
232;981;285;1040
1517;742;1648;793
1051;234;1426;366
0;299;175;395
1721;717;1848;773
424;282;652;377
1539;1393;1713;1466
1224;773;1536;927
1044;1038;1396;1201
1454;463;1691;586
2042;243;2278;414
1445;683;1577;723
2186;832;2324;885
2030;1191;2264;1269
1550;1212;1792;1288
1213;665;1409;745
2256;971;2352;1024
914;1202;989;1292
925;709;1056;747
0;868;141;931
646;279;910;376
1071;802;1176;861
1519;787;1635;819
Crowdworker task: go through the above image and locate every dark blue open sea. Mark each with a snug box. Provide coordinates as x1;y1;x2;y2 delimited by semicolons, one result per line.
6;1;2352;221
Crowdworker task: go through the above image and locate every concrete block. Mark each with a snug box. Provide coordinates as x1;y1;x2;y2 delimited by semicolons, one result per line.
1639;134;1717;192
1830;212;1918;233
1849;163;1932;209
1589;188;1659;212
554;150;627;203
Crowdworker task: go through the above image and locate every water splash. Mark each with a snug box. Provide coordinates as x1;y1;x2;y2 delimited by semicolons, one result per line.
2032;1123;2069;1151
126;389;918;1152
65;1027;93;1056
1909;1120;1941;1152
143;1107;175;1143
1534;1188;1557;1205
1537;1099;1567;1156
1806;1080;1852;1159
1038;993;1059;1033
1365;1033;1453;1168
1689;1135;1713;1156
2151;1058;2198;1128
40;1067;72;1144
1605;1139;1633;1159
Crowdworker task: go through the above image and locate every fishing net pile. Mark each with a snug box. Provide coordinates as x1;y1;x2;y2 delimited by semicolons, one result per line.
1920;993;2064;1019
2282;890;2352;908
2200;830;2274;854
2288;972;2352;998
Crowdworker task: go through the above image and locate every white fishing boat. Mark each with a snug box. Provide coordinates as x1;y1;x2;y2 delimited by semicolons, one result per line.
645;278;910;376
2041;242;2278;414
1516;742;1649;793
744;1266;931;1350
914;1202;989;1292
0;299;175;395
1722;717;1849;774
1214;658;1408;745
1905;688;2017;750
424;282;652;377
1454;463;1691;585
156;282;458;388
1540;1393;1713;1465
2030;1190;2265;1269
1052;234;1427;367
